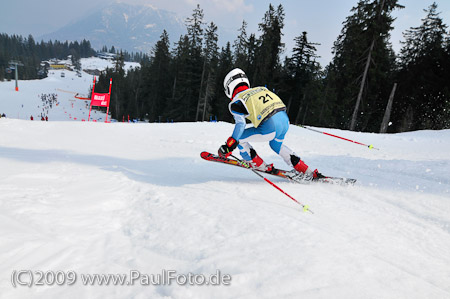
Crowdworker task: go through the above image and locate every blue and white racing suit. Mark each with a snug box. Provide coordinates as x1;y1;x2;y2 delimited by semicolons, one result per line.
229;87;300;168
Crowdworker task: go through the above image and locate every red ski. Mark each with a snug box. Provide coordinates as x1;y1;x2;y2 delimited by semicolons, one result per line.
200;151;356;185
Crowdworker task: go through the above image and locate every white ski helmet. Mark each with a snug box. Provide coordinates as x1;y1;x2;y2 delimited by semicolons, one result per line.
223;68;250;98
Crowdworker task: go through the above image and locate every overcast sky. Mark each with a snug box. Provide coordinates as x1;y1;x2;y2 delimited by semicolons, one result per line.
1;0;450;65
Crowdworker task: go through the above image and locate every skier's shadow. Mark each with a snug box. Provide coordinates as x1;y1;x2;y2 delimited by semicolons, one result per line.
0;146;253;187
99;155;255;186
2;146;448;193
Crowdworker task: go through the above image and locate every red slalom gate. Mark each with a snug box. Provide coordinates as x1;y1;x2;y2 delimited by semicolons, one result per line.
88;78;112;123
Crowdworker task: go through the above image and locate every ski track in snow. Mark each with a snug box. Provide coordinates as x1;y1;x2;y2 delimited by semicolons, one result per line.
1;65;450;298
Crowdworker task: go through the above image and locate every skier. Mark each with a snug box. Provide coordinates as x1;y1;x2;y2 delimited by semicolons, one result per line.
218;68;324;180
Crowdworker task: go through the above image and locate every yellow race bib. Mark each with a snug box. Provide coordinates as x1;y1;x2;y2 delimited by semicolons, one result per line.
236;87;286;127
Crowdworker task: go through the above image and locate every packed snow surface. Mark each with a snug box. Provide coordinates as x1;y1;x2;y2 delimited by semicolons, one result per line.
1;63;450;299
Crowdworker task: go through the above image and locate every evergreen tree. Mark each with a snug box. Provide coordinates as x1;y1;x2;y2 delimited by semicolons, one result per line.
245;33;259;83
100;53;126;120
394;2;450;130
254;4;285;89
166;34;193;121
196;22;219;121
282;32;322;125
142;30;172;122
233;20;249;70
113;51;125;72
327;0;402;131
70;47;82;72
212;42;233;121
173;4;204;121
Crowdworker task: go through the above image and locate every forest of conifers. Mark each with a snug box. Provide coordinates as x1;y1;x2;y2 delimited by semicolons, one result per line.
2;1;450;132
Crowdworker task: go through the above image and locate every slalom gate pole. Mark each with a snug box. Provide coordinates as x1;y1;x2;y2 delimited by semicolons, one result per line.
298;125;379;150
231;154;313;214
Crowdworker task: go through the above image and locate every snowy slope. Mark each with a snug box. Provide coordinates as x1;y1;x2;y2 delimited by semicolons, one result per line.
0;57;139;122
1;68;450;298
0;118;449;299
79;57;140;74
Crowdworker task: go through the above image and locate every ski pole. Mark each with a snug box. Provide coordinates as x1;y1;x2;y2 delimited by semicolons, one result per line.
298;125;379;150
231;154;313;214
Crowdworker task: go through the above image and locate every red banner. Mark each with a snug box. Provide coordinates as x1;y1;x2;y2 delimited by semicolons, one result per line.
89;77;112;122
91;92;110;107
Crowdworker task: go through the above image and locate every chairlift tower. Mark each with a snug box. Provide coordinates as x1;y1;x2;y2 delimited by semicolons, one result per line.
9;60;24;91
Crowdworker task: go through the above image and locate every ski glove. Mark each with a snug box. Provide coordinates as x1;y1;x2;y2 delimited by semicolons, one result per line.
218;137;238;158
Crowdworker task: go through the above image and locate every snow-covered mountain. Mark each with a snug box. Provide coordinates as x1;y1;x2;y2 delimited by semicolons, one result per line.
1;64;450;298
40;2;186;53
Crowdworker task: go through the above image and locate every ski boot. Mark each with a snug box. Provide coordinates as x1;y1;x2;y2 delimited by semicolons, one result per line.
248;154;274;173
289;156;325;182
